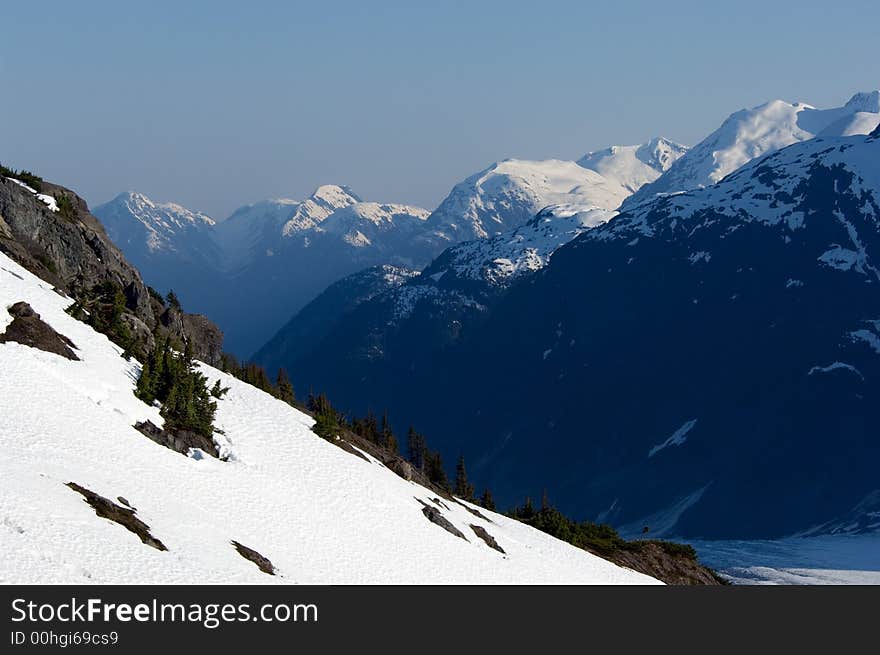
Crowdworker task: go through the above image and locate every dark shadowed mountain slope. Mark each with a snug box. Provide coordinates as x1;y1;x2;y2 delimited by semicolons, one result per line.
252;264;418;366
288;129;880;540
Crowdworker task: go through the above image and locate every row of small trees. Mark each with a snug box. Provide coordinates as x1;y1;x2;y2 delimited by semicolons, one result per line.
1;163;43;191
305;392;496;509
66;281;135;357
218;352;296;408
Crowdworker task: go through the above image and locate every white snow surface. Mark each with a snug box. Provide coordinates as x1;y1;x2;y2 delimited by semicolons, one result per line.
426;158;632;241
597;130;880;267
648;419;697;458
420;138;684;283
319;202;430;247
577;137;688;194
433;205;616;286
626;91;880;207
0;250;656;585
691;534;880;585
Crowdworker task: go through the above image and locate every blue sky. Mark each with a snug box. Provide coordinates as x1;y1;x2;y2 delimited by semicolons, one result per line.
2;0;878;217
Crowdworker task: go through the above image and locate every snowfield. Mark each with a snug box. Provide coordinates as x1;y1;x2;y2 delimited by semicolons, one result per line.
0;251;657;584
625;91;880;207
691;535;880;585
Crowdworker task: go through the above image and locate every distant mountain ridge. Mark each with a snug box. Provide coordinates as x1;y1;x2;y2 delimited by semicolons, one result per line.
96;136;682;354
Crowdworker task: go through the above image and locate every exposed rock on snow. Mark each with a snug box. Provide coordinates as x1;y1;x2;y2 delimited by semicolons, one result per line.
470;524;505;554
231;541;276;576
66;482;167;552
420;504;468;542
0;301;78;360
134;420;221;459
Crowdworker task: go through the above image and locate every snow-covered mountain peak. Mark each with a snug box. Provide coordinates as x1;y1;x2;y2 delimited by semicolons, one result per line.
843;90;880;113
577;138;688;194
597;130;880;249
94;191;216;257
109;191;216;229
426;158;630;241
318;203;430;247
310;183;362;207
280;184;361;237
625;91;880;208
636;137;690;172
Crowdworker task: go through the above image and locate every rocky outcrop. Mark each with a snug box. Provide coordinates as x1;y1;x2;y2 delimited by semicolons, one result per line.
420;503;467;541
595;541;725;586
66;482;166;551
389;458;413;481
0;301;79;360
470;524;505;553
231;541;276;575
0;175;223;364
181;313;224;366
134;420;219;459
0;177;152;321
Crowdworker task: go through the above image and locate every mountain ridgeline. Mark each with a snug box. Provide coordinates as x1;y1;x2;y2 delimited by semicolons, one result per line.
94;137;686;355
275;125;880;540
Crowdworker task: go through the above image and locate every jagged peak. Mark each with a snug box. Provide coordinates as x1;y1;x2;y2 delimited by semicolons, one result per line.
103;191;215;226
308;184;362;207
844;90;880;113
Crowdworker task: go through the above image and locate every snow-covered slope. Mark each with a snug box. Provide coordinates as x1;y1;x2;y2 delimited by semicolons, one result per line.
212;198;301;267
424;159;631;242
0;250;656;584
626;91;880;207
317;202;430;248
423;205;615;289
280;184;362;236
415;138;687;288
577;137;688;194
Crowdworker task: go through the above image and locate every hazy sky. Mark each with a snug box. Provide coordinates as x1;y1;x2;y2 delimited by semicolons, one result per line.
3;0;878;218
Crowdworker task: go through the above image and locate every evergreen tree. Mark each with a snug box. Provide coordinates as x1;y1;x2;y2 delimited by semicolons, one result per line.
480;488;496;511
380;410;397;453
312;412;338;440
308;392;339;441
455;454;474;500
425;450;449;491
166;290;181;309
406;426;427;471
276;368;296;406
134;333;217;438
210;379;229;399
516;496;536;520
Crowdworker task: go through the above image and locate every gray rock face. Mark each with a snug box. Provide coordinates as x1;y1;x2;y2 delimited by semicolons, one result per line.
389;458;413;481
0;176;224;364
0;177;153;322
134;420;219;459
469;524;505;554
420;505;467;541
181;313;224;365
